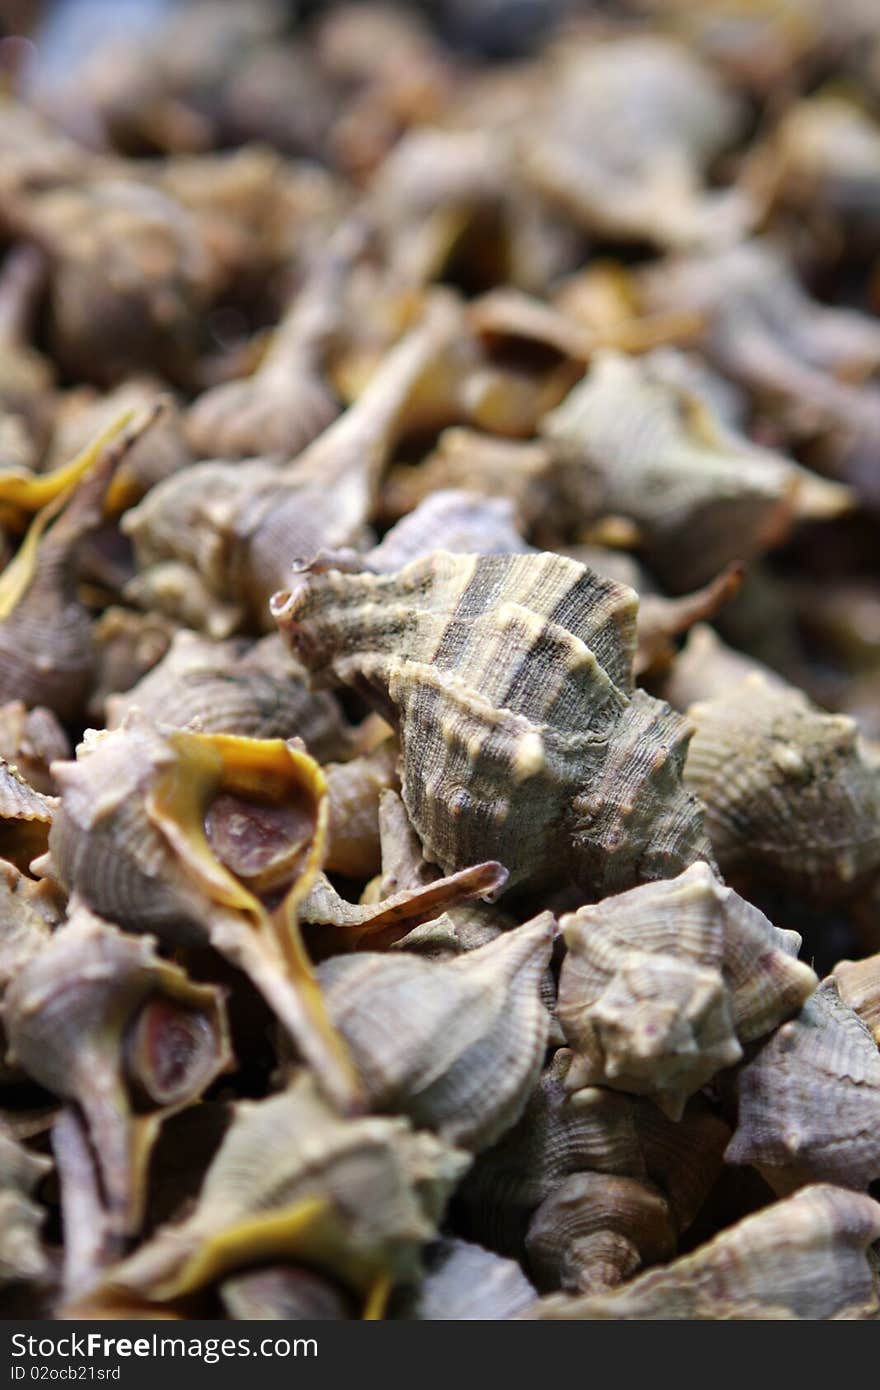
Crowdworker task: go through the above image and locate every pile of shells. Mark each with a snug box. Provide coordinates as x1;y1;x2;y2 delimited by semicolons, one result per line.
1;0;880;1321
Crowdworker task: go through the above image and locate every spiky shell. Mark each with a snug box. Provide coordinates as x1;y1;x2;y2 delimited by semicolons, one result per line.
557;861;817;1118
317;916;555;1150
274;549;711;896
726;981;880;1193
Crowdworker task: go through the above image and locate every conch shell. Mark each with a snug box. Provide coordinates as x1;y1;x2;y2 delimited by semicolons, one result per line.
77;1074;469;1316
44;714;358;1111
3;905;231;1235
274;549;712;896
317;915;556;1150
0;409;160;720
726;980;880;1193
682;670;880;900
557;861;817;1118
540;349;849;592
531;1184;880;1320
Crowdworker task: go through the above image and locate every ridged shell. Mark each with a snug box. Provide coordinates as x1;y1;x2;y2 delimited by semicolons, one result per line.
274;550;712;896
525;1172;675;1294
317;916;555;1150
0;761;57;874
107;630;354;761
3;905;231;1233
683;671;880;900
557;861;817;1118
78;1075;470;1314
726;980;880;1193
461;1048;729;1257
45;714;357;1111
541;350;846;592
323;738;400;880
532;1185;880;1320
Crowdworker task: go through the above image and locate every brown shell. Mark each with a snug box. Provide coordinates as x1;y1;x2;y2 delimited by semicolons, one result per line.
557;861;817;1118
682;671;880;900
317;915;555;1150
3;904;231;1234
323;738;400;880
107;630;355;761
725;980;880;1193
274;550;712;897
460;1048;729;1258
525;1172;676;1295
532;1185;880;1320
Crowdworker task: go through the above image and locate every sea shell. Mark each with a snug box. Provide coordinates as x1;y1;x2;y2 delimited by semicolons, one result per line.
525;1172;675;1294
220;1265;352;1320
381;429;556;534
45;713;358;1111
348;489;531;574
316;915;555;1149
0;858;59;990
832;954;880;1043
540;349;849;592
0;1126;51;1291
8;179;212;388
273;550;712;897
108;630;355;761
47;380;192;511
77;1074;469;1315
185;221;368;460
0;761;57;874
396;1238;536;1320
0;408;161;720
682;670;880;900
557;862;817;1118
0;702;70;796
520;36;750;249
124;295;464;635
661;622;784;713
88;607;178;721
3;904;231;1233
725;980;880;1193
461;1048;729;1258
531;1184;880;1320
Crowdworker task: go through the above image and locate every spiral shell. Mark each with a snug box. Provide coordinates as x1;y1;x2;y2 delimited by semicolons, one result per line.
725;980;880;1193
317;915;555;1150
832;954;880;1044
557;861;817;1118
274;549;712;897
532;1184;880;1320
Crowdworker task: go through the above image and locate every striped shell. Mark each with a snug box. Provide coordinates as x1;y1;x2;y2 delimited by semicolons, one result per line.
274;550;711;896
